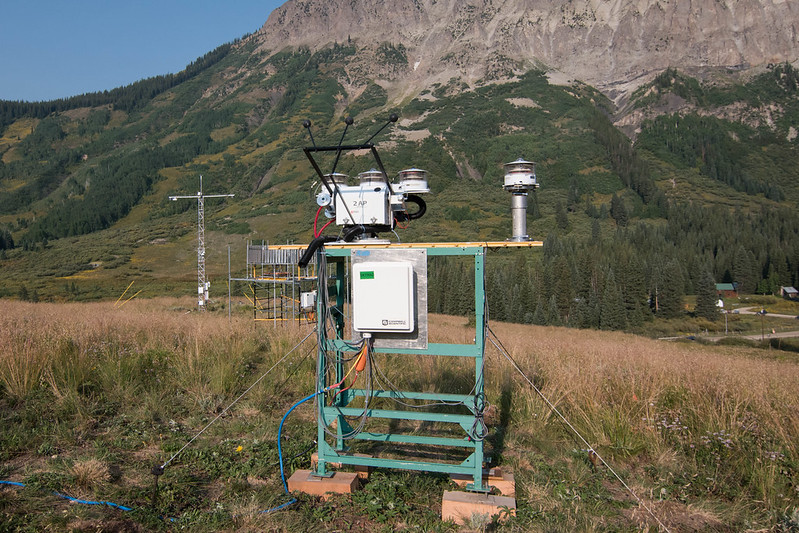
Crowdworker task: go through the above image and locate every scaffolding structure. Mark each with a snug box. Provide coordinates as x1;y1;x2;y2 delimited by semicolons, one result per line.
229;242;318;324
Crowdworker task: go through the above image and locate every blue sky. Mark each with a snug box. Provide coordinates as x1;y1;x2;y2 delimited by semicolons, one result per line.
0;1;285;102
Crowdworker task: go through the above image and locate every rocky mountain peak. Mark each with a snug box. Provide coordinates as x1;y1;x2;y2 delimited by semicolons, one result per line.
253;0;799;103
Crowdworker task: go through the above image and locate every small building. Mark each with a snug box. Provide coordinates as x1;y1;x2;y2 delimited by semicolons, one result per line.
780;286;799;300
716;283;739;298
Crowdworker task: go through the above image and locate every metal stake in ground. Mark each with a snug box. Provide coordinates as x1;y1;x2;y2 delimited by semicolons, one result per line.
151;464;164;509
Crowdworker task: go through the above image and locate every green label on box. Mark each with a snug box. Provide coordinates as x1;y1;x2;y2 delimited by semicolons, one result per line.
360;271;375;280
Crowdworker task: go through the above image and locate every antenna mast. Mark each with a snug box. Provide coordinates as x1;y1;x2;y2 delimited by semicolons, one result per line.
169;175;234;310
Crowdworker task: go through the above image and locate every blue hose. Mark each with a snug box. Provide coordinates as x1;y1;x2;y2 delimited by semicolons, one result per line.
260;390;319;513
1;389;327;517
53;492;133;511
0;480;132;511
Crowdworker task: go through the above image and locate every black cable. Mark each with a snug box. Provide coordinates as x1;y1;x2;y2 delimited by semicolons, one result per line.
298;236;337;268
270;440;317;467
342;224;390;242
394;195;426;222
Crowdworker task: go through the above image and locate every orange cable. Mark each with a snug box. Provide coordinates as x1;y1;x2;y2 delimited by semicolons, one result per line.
329;343;368;401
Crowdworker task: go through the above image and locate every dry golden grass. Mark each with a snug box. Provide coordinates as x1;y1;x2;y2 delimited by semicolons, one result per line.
0;297;293;396
4;300;796;460
69;458;110;490
480;319;799;525
1;299;797;529
484;320;799;452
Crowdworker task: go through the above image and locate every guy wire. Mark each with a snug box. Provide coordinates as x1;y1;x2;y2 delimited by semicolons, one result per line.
486;326;671;533
160;327;317;470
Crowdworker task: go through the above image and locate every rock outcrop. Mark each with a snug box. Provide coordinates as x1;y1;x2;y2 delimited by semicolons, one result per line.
252;0;799;100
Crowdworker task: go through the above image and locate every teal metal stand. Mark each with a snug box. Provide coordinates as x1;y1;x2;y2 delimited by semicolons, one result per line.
314;245;488;491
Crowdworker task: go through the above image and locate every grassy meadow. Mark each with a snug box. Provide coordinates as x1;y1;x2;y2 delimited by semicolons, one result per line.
1;298;798;532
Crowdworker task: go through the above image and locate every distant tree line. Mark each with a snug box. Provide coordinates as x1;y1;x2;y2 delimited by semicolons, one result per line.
589;108;667;214
430;200;799;330
637;114;785;201
0;113;94;215
0;41;237;131
0;79;246;245
19;130;234;244
634;63;798;109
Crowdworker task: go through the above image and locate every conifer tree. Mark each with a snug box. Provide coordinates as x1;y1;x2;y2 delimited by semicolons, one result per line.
591;219;601;242
610;194;629;227
529;191;541;219
553;255;574;321
600;269;626;330
0;228;13;250
547;295;562;326
555;200;569;230
577;291;600;329
695;269;719;321
584;194;599;218
531;298;547;325
621;254;648;326
658;259;685;318
566;177;580;212
733;245;758;294
764;265;780;295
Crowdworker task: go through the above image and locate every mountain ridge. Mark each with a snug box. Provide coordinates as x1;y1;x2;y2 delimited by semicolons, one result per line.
253;0;799;104
0;0;798;312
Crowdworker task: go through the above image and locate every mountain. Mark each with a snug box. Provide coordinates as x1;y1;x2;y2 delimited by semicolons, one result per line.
0;0;798;330
256;0;799;104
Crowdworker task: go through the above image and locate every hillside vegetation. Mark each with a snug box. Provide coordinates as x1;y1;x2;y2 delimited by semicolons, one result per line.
0;299;797;531
0;36;798;336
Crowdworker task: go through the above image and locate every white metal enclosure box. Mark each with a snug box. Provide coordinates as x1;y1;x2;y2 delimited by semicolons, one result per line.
335;186;391;226
352;261;415;333
300;291;316;310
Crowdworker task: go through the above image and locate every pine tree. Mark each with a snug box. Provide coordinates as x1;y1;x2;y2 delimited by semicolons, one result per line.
553;255;574;321
547;295;562;326
454;264;474;315
507;282;524;321
591;219;601;242
529;191;541;219
621;254;648;326
600;270;626;330
658;259;685;318
584;194;599;218
610;194;629;227
485;268;506;321
766;265;780;295
566;177;580;212
531;298;547;325
576;291;600;329
555;200;569;230
733;245;757;294
0;228;13;250
695;270;719;320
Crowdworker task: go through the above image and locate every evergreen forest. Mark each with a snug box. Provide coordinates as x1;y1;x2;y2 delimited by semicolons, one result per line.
1;37;798;335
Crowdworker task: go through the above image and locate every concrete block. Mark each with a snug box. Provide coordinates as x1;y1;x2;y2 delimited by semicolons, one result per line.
442;490;516;524
450;468;516;496
287;469;359;499
310;452;373;479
